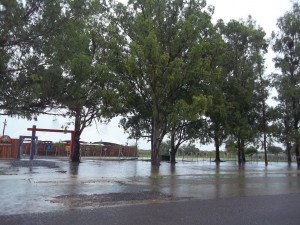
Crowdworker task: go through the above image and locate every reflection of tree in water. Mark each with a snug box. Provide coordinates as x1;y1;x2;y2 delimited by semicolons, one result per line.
169;164;177;196
150;164;178;195
214;164;221;198
237;165;246;196
212;163;247;198
67;162;81;197
150;165;160;175
69;162;80;175
150;165;160;190
170;164;176;175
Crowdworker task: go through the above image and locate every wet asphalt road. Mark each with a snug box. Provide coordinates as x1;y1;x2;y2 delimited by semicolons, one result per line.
1;193;300;225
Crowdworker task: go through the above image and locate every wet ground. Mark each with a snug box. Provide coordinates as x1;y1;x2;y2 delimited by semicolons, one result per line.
0;157;300;216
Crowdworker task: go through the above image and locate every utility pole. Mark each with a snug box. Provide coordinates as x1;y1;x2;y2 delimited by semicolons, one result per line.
2;119;7;136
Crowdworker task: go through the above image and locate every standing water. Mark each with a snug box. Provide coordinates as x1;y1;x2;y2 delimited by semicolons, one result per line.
0;158;299;215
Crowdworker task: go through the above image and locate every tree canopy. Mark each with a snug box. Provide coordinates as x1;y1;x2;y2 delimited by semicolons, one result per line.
272;2;300;165
0;0;68;117
113;0;216;165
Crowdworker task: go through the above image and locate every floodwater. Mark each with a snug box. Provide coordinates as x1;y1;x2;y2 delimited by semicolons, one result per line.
0;158;300;215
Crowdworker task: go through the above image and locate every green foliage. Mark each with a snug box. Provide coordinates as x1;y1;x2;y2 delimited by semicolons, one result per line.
114;0;217;165
178;144;200;155
40;0;119;123
225;140;237;154
217;17;268;163
159;141;170;155
0;0;67;117
272;2;300;159
245;146;258;155
267;145;283;154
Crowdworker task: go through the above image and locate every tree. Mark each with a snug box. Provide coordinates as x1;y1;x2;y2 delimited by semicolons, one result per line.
179;143;200;155
0;0;67;117
159;140;170;155
41;0;119;162
218;17;268;164
114;0;215;166
203;25;228;163
251;26;270;166
225;139;237;155
267;145;283;154
168;106;207;164
272;2;300;166
254;69;270;166
245;146;258;156
271;93;294;162
167;23;226;164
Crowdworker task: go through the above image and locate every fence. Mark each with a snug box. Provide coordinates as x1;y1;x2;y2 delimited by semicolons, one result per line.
0;140;137;159
0;139;19;159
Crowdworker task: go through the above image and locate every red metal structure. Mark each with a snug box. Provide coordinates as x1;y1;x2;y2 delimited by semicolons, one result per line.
27;125;75;160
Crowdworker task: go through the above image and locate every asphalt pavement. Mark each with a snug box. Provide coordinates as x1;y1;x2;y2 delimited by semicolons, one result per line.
1;193;300;225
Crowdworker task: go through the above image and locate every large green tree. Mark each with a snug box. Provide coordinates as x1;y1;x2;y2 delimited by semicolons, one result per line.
167;98;208;163
202;25;228;163
41;0;119;162
271;86;294;162
0;0;66;117
252;37;270;166
167;23;226;164
218;18;268;164
272;2;300;165
114;0;215;166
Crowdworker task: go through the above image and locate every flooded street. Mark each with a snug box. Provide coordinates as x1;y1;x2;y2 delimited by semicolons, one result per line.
1;158;300;215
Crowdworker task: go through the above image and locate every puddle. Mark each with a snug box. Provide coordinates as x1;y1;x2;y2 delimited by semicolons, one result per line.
51;191;175;209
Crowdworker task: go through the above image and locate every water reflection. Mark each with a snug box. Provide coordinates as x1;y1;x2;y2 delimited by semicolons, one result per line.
28;166;33;174
150;165;160;190
69;162;80;175
150;165;160;176
150;165;160;180
214;164;221;198
169;164;177;195
170;164;176;175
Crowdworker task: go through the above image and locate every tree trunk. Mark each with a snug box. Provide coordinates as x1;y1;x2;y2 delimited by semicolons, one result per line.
170;132;176;164
214;141;221;162
294;122;300;167
72;108;81;162
237;138;242;165
290;58;300;166
237;138;246;164
284;117;292;162
261;91;268;166
286;142;292;163
263;132;268;166
214;128;221;163
151;115;161;166
241;139;246;163
170;150;176;164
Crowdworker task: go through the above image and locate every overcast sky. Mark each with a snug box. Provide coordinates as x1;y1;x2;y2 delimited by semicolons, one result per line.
2;0;294;150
